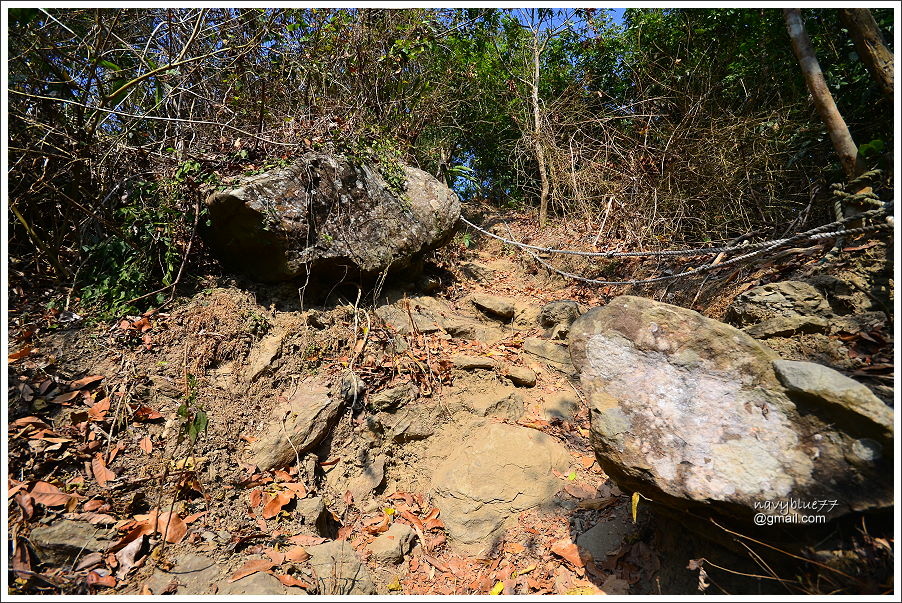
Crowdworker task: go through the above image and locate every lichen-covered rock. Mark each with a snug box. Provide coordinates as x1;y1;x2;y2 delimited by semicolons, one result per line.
569;295;893;524
205;152;460;282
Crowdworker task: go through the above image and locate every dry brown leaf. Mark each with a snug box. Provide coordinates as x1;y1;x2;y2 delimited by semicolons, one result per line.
261;490;295;520
283;547;309;563
139;437;153;454
88;398;111;421
140;585;153;595
30;481;75;507
87;571;117;588
287;534;326;546
265;548;285;565
551;540;585;568
8;346;35;362
51;391;82;404
83;499;105;512
71;375;104;390
504;542;526;555
579;455;596;469
249;488;263;508
273;469;292;481
154;511;188;544
183;511;206;524
275;574;312;589
228;559;275;582
283;482;308;496
92;454;116;487
11;537;33;578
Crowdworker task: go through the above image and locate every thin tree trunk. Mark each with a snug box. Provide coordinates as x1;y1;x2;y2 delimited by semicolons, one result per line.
531;36;550;226
784;8;865;179
839;8;894;97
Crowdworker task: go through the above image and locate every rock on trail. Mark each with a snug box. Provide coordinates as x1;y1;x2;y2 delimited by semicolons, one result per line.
205;152;460;282
569;295;893;526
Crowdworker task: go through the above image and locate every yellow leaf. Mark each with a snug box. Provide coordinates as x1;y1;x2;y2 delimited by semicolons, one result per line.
490;581;505;595
631;491;640;523
567;471;577;481
384;507;396;516
387;576;402;592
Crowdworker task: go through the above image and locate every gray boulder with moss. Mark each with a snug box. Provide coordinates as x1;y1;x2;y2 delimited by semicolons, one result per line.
204;152;460;282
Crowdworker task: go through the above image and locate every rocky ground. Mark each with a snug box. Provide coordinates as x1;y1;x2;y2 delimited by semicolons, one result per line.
6;208;894;595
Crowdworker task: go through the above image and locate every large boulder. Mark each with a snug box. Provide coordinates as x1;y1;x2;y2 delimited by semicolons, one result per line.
569;296;893;526
205;152;460;282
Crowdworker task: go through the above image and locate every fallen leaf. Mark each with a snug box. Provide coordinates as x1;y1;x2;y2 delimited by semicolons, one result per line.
115;534;147;578
87;571;117;588
71;375;105;390
30;481;75;507
51;391;82;404
283;482;308;496
284;547;309;563
88;398;111;421
273;470;292;481
287;534;326;546
140;585;153;595
579;456;596;469
261;490;295;520
92;454;116;487
139;437;153;454
563;483;596;500
275;574;312;589
133;406;163;421
422;554;449;573
249;489;263;508
631;491;640;523
8;346;35;362
154;511;188;544
490;581;505;594
228;559;275;582
551;540;585;568
576;497;619;511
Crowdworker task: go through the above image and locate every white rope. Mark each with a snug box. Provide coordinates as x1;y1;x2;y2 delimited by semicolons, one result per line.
475;206;891;287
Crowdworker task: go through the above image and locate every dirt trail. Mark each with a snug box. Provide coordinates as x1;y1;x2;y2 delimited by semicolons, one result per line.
7;210;893;595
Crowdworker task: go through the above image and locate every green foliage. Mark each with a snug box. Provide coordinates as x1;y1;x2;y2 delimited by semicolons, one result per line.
78;181;182;317
177;373;208;444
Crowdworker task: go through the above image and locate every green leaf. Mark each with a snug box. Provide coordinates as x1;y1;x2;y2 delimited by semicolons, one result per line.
98;60;122;72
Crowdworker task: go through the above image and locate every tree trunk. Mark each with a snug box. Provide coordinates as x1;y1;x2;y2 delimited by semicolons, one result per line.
783;8;866;179
839;8;894;97
531;35;550;226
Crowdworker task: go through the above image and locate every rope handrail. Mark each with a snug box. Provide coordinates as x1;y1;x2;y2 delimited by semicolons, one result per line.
465;205;891;287
458;204;891;260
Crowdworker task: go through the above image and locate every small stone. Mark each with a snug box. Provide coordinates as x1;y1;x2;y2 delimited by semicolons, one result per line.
146;554;221;595
522;338;574;374
340;371;366;405
214;571;300;595
369;522;416;564
295;496;327;529
469;294;516;321
248;380;341;471
504;366;537;388
369;382;418;412
30;520;109;568
307;540;376;595
452;354;497;371
245;331;286;381
348;456;386;503
773;359;893;440
743;315;830;338
383;406;437;442
539;300;582;339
